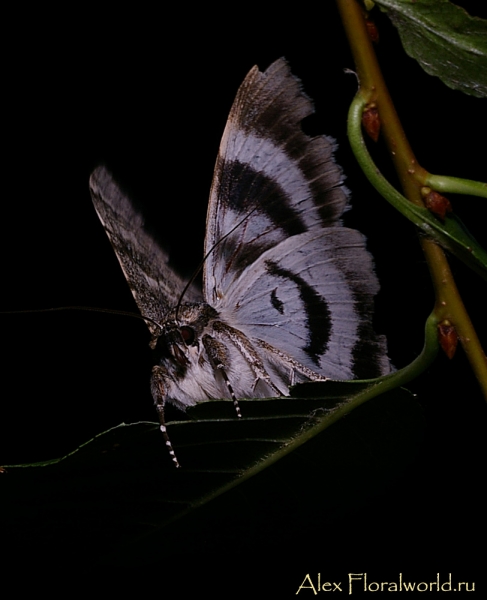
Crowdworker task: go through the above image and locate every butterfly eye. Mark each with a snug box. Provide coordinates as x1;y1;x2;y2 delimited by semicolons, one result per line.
180;326;195;345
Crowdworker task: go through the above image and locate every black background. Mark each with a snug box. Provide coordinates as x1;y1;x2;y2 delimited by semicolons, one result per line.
2;1;486;591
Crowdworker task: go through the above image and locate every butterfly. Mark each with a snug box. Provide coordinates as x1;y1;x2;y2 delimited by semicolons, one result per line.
89;58;390;468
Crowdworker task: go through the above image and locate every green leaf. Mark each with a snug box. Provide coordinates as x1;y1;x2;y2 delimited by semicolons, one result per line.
374;0;487;97
1;384;423;565
2;314;439;565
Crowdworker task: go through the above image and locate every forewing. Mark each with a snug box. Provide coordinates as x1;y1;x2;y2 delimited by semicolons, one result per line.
89;167;201;334
204;58;349;305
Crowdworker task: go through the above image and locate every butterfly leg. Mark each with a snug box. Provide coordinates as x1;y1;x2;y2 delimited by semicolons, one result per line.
151;365;181;468
255;339;330;385
212;321;285;397
202;334;242;418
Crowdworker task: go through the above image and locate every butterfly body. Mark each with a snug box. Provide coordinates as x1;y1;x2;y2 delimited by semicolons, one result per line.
149;298;324;409
89;58;390;467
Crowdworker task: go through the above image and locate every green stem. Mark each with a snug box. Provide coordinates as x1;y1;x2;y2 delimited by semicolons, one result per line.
425;174;487;198
337;0;487;401
348;93;487;280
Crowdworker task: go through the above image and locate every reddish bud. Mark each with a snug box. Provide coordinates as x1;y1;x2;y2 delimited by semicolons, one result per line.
362;105;380;142
438;320;458;359
423;188;452;221
365;18;380;43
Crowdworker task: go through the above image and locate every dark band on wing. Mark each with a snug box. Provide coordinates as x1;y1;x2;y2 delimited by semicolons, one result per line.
351;292;389;379
218;158;307;236
265;259;331;367
230;60;349;227
216;158;308;276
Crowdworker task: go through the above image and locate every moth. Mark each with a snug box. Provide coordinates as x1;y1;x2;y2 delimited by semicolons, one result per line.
89;58;390;467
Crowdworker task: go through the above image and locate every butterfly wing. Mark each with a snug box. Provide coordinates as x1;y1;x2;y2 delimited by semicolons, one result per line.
221;229;389;380
90;167;201;335
204;58;348;304
204;58;389;380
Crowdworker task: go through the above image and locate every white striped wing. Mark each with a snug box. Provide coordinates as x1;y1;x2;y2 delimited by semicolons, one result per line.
204;58;388;380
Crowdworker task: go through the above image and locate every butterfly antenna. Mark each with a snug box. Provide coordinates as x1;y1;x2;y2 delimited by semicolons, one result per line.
175;206;259;320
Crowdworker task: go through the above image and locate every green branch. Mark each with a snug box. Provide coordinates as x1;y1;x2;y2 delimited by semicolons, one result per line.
425;174;487;198
336;0;487;400
347;93;487;280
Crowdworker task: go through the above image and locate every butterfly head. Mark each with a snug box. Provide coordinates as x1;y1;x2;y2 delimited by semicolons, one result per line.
149;303;219;369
